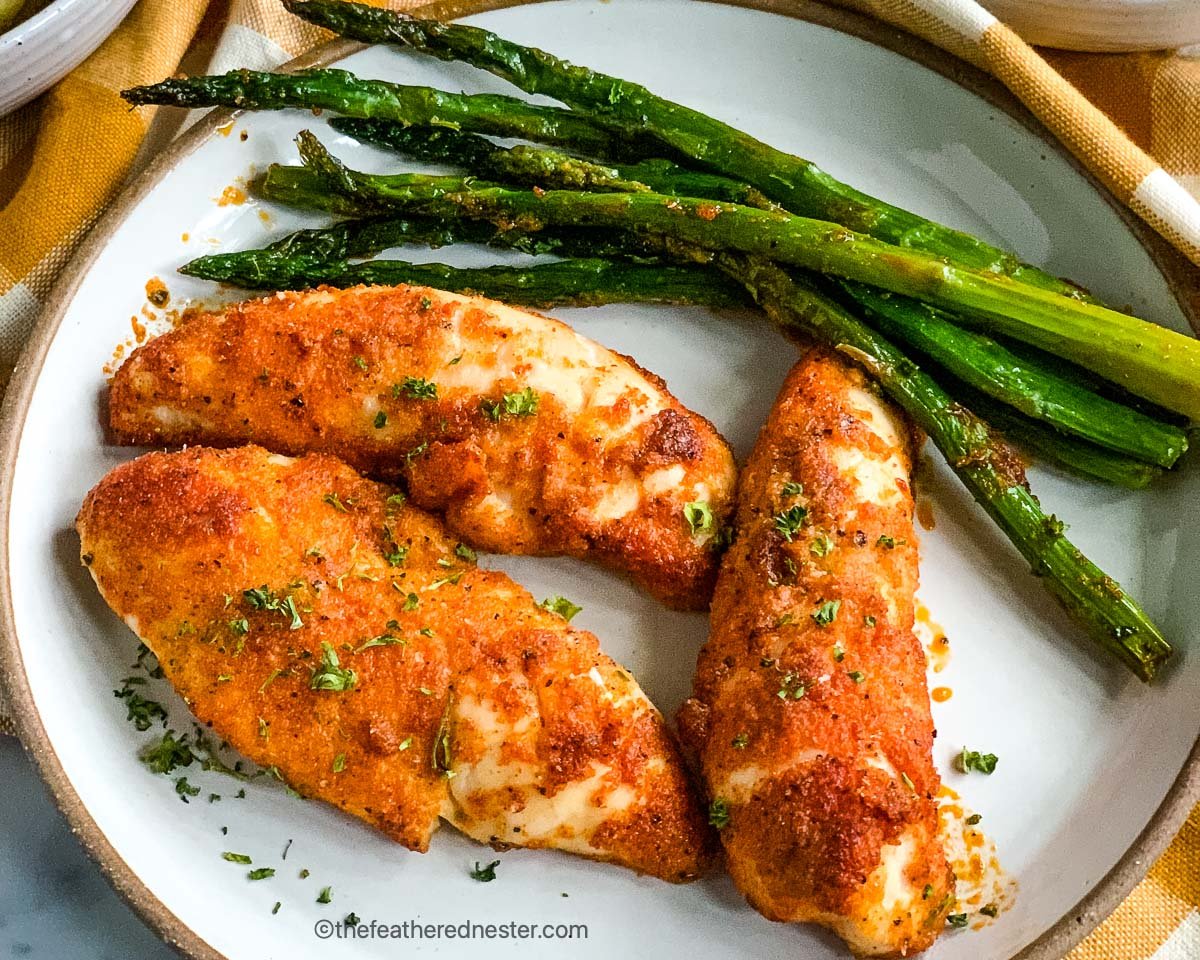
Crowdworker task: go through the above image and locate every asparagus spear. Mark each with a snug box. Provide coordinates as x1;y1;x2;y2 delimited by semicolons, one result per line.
121;68;643;159
835;282;1188;467
183;252;744;307
291;132;1200;421
330;118;778;208
287;0;1093;302
724;255;1171;681
957;388;1163;490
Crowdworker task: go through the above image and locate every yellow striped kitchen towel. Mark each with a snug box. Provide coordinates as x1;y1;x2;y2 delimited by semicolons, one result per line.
0;1;1198;958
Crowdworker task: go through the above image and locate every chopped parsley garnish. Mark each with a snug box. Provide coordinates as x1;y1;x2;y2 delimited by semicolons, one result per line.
332;754;346;773
832;642;846;662
229;618;250;636
966;813;983;825
428;573;463;589
877;534;907;549
481;387;540;421
114;682;167;731
322;492;354;512
922;883;933;900
419;296;433;311
345;912;361;926
811;599;841;626
946;914;969;929
732;732;749;749
776;613;796;627
980;904;999;918
249;868;276;881
848;670;866;684
222;852;252;864
781;481;804;497
454;542;477;562
396;376;438;401
309;642;357;692
773;504;808;541
243;585;303;630
777;674;807;700
316;887;333;905
683;501;713;536
258;669;286;693
470;859;501;882
373;411;388;429
539;596;583;622
258;717;270;740
174;777;201;802
810;534;834;557
402;592;420;611
864;615;877;627
432;701;455;779
449;354;462;365
956;748;999;775
351;355;367;371
708;798;731;829
406;440;429;462
140;731;195;775
900;771;915;791
398;736;414;752
272;902;282;915
384;545;409;567
355;628;406;653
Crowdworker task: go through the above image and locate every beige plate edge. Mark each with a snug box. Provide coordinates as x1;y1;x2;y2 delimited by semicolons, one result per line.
0;1;1197;958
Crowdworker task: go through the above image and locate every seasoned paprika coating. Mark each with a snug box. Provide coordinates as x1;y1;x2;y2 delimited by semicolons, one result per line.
77;445;714;880
679;351;954;954
107;284;735;609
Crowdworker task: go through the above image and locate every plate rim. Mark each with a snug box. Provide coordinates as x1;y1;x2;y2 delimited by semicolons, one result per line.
1;1;1197;958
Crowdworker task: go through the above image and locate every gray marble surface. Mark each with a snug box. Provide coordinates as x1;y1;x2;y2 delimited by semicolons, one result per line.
0;736;176;960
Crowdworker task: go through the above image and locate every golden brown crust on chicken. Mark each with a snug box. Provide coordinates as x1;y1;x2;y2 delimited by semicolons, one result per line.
107;285;736;609
679;350;953;954
77;445;715;880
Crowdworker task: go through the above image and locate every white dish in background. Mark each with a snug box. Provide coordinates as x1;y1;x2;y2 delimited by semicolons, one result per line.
0;0;138;116
1;2;1199;959
982;0;1200;51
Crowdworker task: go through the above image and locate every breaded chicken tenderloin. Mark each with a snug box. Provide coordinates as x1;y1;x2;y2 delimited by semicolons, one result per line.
679;350;954;954
108;284;736;609
78;445;714;880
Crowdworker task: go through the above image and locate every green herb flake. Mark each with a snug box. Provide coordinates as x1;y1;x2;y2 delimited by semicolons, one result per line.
316;887;333;905
332;753;346;774
900;771;915;791
877;534;907;549
114;683;168;731
683;501;713;536
470;859;501;882
922;883;933;900
323;492;350;512
140;731;195;775
397;376;438;401
539;596;583;622
810;534;834;557
848;670;866;684
222;852;253;864
980;904;999;918
864;615;877;627
955;748;999;775
398;736;414;752
403;592;420;611
731;732;749;749
351;355;367;371
708;798;731;829
249;868;276;881
272;902;282;915
773;504;809;541
355;631;406;653
811;599;841;626
229;618;250;636
776;673;807;701
454;542;477;563
373;410;388;429
947;914;969;929
966;813;983;825
781;481;804;497
310;642;357;692
832;642;846;663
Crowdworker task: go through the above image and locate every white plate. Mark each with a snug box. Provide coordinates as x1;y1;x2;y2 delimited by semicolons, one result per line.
0;0;139;117
1;1;1198;958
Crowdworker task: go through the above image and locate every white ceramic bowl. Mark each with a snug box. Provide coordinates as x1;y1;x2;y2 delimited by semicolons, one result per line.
0;0;139;117
982;0;1200;51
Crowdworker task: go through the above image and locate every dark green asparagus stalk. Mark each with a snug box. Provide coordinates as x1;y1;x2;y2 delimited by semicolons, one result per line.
287;0;1094;302
724;255;1171;681
290;132;1200;421
835;282;1188;468
183;252;744;307
957;388;1163;490
330;118;779;208
121;68;646;159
